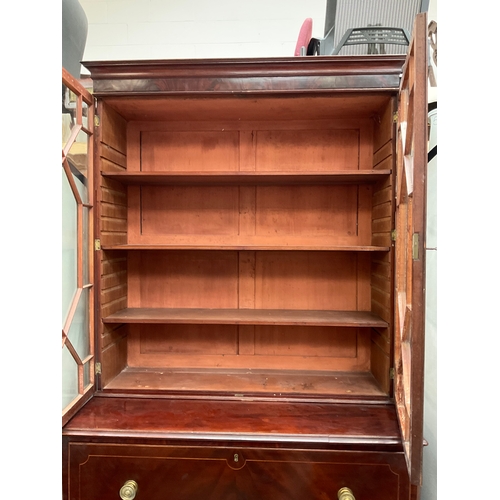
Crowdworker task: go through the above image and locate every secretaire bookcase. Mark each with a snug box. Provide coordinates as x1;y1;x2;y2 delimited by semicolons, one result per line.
62;13;429;500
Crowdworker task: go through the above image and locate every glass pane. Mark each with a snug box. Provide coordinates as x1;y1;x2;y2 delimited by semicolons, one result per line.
83;206;90;285
62;170;77;327
67;288;90;361
82;99;89;130
83;362;91;388
62;83;76;147
62;344;78;410
67;137;89;204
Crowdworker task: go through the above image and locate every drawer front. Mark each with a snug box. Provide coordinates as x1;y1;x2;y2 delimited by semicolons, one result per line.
66;442;409;500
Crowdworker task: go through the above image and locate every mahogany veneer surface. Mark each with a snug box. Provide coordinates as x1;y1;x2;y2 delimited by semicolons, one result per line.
65;443;408;500
63;396;401;449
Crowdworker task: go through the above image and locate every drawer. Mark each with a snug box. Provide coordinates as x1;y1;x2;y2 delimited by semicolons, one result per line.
65;442;410;500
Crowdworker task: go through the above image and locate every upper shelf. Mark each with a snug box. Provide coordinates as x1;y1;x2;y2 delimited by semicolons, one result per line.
103;307;389;328
101;243;390;252
102;170;391;186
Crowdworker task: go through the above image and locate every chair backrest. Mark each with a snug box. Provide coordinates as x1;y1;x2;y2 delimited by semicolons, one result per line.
294;18;313;56
324;0;428;55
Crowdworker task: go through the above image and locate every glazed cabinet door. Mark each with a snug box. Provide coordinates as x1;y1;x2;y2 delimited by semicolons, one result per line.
394;13;428;485
62;68;96;425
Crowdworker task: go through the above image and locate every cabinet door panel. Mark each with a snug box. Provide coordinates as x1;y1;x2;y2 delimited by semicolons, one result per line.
62;68;96;425
394;12;428;485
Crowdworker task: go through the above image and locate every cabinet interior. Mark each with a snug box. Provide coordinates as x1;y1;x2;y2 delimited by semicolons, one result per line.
97;93;396;399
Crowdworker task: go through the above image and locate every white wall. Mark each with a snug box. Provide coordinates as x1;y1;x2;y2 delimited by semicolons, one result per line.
80;0;327;63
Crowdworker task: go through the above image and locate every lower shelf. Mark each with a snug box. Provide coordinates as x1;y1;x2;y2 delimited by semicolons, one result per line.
103;368;387;398
103;308;388;328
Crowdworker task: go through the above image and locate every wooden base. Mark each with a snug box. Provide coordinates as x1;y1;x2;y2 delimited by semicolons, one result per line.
63;396;410;500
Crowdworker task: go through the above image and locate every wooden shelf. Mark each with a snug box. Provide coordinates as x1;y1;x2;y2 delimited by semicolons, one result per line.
102;368;388;398
101;242;390;252
103;308;388;328
102;170;391;186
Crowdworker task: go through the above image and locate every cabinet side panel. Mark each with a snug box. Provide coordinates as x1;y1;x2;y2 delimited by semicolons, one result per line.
98;103;129;385
373;98;396;155
371;100;396;394
370;327;391;393
100;178;127;245
100;253;128;386
99;104;127;247
101;104;127;156
101;325;128;386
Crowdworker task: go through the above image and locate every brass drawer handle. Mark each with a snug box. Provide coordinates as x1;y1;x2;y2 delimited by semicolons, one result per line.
338;487;355;500
120;480;138;499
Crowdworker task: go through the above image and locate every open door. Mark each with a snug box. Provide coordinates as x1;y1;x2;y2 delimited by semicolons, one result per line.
62;68;96;426
394;13;428;485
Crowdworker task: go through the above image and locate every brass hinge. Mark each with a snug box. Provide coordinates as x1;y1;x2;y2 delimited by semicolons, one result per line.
389;368;395;379
94;114;100;127
393;111;398;123
412;233;419;260
95;239;101;251
95;362;102;375
391;229;397;241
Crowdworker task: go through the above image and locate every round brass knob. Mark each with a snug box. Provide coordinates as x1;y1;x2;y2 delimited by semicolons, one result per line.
338;487;355;500
120;480;138;500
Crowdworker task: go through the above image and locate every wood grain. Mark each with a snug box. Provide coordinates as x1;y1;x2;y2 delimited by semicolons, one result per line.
103;369;387;397
97;103;129;387
63;395;401;442
102;241;390;251
65;442;408;500
102;308;388;327
141;130;240;172
90;94;394;122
